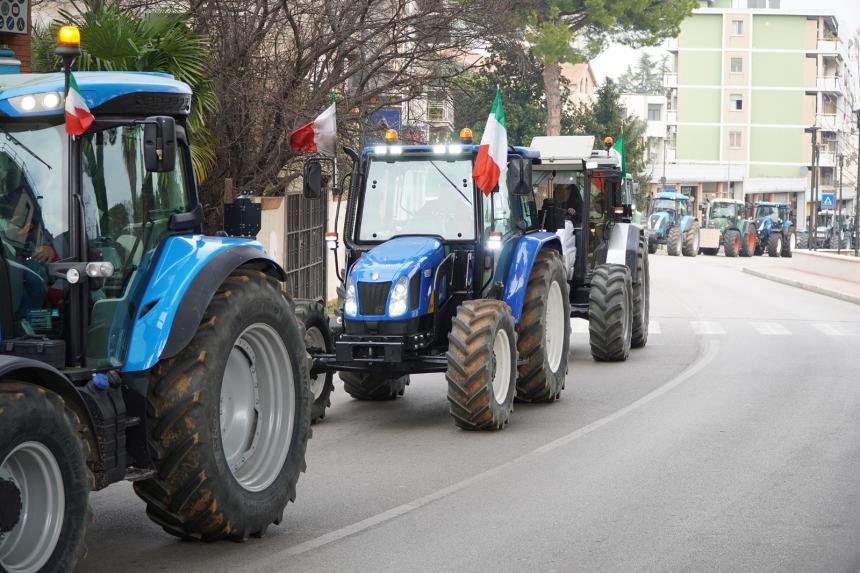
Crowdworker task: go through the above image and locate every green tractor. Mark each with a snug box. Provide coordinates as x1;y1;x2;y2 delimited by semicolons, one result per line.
698;198;757;257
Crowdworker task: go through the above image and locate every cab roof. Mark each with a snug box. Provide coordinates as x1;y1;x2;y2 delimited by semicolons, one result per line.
0;71;192;118
709;198;743;205
360;143;540;159
755;201;788;207
655;191;689;201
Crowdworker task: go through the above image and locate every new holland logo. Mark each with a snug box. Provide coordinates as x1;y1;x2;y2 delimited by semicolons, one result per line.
371;272;380;281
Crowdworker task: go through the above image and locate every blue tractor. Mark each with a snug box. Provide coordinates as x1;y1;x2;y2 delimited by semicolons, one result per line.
645;191;700;257
0;31;312;572
304;130;571;430
753;201;794;257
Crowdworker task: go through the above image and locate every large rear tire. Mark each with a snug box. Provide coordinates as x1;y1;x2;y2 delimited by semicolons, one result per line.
515;250;570;403
447;300;517;430
134;269;312;541
782;231;795;257
767;232;782;257
666;227;682;256
681;222;700;257
340;372;408;401
588;264;633;362
796;230;809;249
631;236;650;349
724;229;740;257
0;382;90;573
295;300;334;423
739;229;756;257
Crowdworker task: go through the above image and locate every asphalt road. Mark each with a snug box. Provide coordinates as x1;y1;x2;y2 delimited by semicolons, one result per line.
79;252;860;572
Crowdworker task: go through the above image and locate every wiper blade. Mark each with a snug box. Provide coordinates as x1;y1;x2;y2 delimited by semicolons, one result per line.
0;125;52;170
429;160;471;205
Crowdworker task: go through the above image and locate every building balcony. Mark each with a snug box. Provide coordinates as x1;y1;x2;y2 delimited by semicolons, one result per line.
816;76;843;93
665;37;679;51
817;39;841;56
666;110;677;124
664;73;678;89
426;102;454;127
816;113;841;131
818;151;836;167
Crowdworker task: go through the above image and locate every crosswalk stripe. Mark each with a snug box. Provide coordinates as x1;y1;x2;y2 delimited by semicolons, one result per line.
812;323;857;337
750;321;791;335
690;321;726;335
648;320;661;334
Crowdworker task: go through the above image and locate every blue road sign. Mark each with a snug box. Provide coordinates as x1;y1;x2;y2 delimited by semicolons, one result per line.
821;193;835;208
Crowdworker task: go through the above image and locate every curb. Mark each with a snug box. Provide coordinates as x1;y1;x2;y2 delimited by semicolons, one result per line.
742;267;860;306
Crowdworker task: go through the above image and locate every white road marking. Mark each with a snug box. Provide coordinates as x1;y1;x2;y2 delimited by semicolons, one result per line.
751;321;791;335
690;321;726;335
252;341;720;564
648;320;661;334
813;323;856;337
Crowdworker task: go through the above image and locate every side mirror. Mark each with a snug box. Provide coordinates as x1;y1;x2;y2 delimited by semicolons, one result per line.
143;116;177;172
507;156;531;196
303;159;323;199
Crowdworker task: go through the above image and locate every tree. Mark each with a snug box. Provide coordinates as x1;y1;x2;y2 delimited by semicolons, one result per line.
617;52;669;95
505;0;697;136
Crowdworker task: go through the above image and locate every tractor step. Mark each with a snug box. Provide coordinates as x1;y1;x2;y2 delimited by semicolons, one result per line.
126;416;142;427
124;467;156;482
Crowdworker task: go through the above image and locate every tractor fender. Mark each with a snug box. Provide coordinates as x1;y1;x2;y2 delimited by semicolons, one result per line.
122;236;286;373
740;220;757;237
679;215;695;233
782;220;794;235
501;232;562;323
604;222;643;284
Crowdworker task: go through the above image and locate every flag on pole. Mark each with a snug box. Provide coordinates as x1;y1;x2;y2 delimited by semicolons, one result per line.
472;88;507;196
64;73;94;136
289;103;337;156
611;134;626;178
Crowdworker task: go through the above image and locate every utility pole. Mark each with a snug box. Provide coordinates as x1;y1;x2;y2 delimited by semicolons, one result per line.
855;110;860;256
838;152;844;254
806;125;820;249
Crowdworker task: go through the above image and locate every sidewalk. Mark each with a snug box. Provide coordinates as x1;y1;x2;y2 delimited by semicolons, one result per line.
742;265;860;306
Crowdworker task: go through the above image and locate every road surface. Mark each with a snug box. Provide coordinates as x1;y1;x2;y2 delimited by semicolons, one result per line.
79;252;860;572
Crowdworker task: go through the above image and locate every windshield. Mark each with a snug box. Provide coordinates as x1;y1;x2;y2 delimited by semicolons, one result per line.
755;205;780;221
358;157;475;241
0;122;68;339
709;203;738;219
653;198;678;213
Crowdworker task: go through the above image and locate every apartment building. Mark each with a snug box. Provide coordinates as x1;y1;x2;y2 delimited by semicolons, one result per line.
621;93;669;180
660;0;857;223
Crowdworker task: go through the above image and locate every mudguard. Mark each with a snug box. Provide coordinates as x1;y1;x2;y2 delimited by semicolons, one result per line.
679;215;695;233
740;220;756;237
122;236;285;373
501;232;562;323
782;220;794;235
604;223;643;284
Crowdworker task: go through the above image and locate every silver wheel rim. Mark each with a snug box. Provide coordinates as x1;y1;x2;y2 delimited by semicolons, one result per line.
304;326;327;400
790;233;796;249
545;281;565;372
0;442;65;573
491;329;512;406
692;230;700;252
220;323;295;492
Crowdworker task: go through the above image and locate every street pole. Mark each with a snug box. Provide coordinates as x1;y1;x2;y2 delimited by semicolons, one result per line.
807;125;819;250
855;110;860;257
838;152;844;254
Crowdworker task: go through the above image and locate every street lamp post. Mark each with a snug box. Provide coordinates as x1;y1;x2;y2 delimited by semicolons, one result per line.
806;125;820;250
855;110;860;257
838;152;844;255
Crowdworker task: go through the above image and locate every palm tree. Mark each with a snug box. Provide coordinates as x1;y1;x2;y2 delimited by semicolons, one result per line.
32;6;217;183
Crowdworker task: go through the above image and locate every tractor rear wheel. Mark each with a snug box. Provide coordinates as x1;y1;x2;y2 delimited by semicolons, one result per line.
767;232;782;257
666;227;682;256
681;222;700;257
515;250;570;403
739;229;756;257
796;230;809;249
588;265;633;362
447;300;517;430
134;269;311;542
782;231;795;257
724;229;740;257
631;236;650;349
340;372;408;400
0;382;90;573
295;300;334;423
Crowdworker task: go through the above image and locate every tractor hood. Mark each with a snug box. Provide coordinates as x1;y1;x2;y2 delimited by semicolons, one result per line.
648;211;670;230
347;236;446;319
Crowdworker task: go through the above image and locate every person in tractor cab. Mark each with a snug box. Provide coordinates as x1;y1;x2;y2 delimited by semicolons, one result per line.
553;182;583;225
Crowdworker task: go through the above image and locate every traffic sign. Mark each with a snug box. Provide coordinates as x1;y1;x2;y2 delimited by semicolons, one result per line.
821;193;835;208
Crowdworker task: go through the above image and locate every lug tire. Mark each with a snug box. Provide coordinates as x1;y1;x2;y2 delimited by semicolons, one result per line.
767;233;782;257
723;229;740;257
681;222;700;257
647;235;658;254
134;269;312;542
446;300;517;430
515;250;570;403
740;230;756;257
588;264;633;362
782;231;795;257
796;230;809;249
295;299;335;423
340;372;409;400
0;382;90;573
666;227;682;256
631;236;650;349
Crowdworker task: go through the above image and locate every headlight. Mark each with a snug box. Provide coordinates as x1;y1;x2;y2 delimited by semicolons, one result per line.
8;91;65;113
388;276;409;317
344;277;358;317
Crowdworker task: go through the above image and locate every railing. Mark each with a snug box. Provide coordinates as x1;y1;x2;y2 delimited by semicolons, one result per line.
816;113;838;130
426;101;454;125
818;151;835;167
816;76;842;92
665;37;678;51
666;110;677;124
664;73;678;88
817;39;839;54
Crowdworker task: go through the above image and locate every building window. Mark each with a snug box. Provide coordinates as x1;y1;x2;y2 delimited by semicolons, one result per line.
731;19;744;35
729;131;742;148
730;94;743;111
647;103;663;121
730;57;743;73
747;0;766;8
768;0;780;7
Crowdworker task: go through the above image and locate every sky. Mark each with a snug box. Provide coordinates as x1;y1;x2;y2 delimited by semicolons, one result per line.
591;0;860;82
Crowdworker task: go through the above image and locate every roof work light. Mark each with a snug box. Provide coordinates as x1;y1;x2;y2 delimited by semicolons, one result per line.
459;128;473;143
384;129;399;143
56;25;82;58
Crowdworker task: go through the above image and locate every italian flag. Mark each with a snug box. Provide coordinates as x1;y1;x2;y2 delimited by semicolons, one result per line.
472;89;507;196
65;73;94;136
289;103;337;157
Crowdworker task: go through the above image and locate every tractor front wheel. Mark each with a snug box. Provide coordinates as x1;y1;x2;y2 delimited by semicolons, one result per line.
740;230;756;257
647;234;658;254
724;229;740;257
681;222;700;257
782;231;795;257
631;236;650;349
515;250;570;402
0;382;90;573
295;300;335;423
447;300;518;430
796;230;809;249
588;265;633;362
666;227;682;256
767;233;783;257
340;372;409;400
134;269;312;542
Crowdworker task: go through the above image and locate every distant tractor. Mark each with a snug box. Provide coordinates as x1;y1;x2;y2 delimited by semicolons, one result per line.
698;198;758;257
753;201;795;257
645;191;700;257
799;209;852;250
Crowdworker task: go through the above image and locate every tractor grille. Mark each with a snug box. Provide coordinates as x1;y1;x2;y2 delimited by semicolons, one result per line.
357;281;391;316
